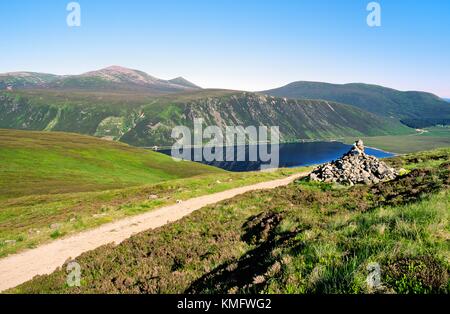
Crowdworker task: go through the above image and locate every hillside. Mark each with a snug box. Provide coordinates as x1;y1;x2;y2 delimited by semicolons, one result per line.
0;129;306;258
0;89;412;147
263;82;450;128
0;72;59;89
10;148;450;294
0;66;200;94
0;129;221;200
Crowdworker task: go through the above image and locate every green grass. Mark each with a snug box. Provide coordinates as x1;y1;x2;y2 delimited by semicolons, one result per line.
340;126;450;154
0;129;308;257
417;126;450;137
9;148;449;294
0;129;222;200
1;89;412;147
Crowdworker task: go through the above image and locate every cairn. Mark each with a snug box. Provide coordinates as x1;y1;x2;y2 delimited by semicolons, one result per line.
309;140;397;185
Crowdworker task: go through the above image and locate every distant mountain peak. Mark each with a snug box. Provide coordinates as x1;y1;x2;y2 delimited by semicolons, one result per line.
87;65;147;76
2;71;34;77
168;76;201;89
104;65;132;71
81;65;158;82
263;81;450;128
0;66;201;93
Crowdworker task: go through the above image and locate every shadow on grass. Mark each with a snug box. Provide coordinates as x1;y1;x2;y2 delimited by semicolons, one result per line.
186;211;302;294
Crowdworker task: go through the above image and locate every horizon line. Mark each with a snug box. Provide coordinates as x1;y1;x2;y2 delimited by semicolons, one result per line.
1;65;449;99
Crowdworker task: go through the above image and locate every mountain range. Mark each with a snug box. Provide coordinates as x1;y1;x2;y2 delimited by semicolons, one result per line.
0;66;201;93
1;66;449;146
263;81;450;128
0;89;410;146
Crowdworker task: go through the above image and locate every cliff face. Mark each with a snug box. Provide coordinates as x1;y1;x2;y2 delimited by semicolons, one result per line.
0;91;411;147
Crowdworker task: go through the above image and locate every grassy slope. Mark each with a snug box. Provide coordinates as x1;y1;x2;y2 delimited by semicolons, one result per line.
340;126;450;154
0;89;412;147
0;129;307;257
263;81;450;122
0;129;222;200
10;148;449;294
121;92;411;147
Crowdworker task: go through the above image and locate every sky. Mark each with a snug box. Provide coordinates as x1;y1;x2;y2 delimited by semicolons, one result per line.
1;0;449;97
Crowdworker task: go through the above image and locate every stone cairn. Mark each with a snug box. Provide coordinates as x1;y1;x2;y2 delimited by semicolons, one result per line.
309;140;397;185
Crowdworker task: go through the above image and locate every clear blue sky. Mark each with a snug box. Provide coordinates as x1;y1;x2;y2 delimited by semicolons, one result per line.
1;0;449;97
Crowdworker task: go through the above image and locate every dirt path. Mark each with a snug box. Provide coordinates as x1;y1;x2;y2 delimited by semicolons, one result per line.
0;172;308;292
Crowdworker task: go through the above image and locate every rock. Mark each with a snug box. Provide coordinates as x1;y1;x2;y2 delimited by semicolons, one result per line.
308;140;397;185
50;223;61;229
4;240;16;245
28;228;41;235
148;194;158;200
355;139;364;151
176;199;183;204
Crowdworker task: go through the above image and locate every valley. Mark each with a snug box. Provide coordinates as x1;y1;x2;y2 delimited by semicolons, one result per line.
0;87;412;147
339;126;450;154
2;0;450;300
8;67;450;150
0;66;449;295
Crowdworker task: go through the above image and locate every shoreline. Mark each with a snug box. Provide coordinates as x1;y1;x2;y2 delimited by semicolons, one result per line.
155;140;399;172
361;145;399;156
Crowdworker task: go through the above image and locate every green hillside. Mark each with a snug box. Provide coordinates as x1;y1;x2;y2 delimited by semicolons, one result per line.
11;148;449;294
0;89;412;147
263;81;450;127
0;129;305;257
0;129;221;200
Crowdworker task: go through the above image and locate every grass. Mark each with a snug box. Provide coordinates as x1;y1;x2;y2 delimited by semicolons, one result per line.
0;129;308;257
340;126;450;154
0;129;222;200
8;148;449;294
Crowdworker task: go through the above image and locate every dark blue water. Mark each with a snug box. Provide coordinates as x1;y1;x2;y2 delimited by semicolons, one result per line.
159;141;394;172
